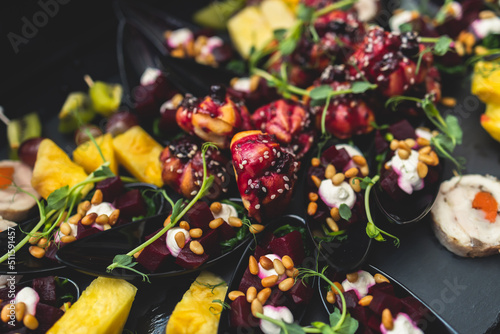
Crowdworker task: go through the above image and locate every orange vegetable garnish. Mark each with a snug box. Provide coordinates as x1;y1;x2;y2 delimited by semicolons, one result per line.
0;167;14;189
472;191;498;223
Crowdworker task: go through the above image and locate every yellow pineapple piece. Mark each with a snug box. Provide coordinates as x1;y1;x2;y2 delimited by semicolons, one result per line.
47;277;137;334
112;126;164;187
166;271;228;334
73;133;118;175
31;139;92;199
260;0;296;31
471;59;500;105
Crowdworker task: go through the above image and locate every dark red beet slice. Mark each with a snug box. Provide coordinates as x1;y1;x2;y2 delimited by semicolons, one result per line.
35;302;65;333
95;176;124;202
388;120;416;140
238;267;263;292
137;230;171;272
401;296;429;323
267;289;291;308
183;202;214;231
375;130;389;154
113;189;146;219
199;228;221;257
217;222;236;241
0;287;9;301
175;242;209;269
76;226;101;240
321;145;351;170
368;282;395;296
268;230;305;265
380;169;406;201
288;278;313;305
230;295;259;328
350;305;374;327
253;245;269;260
32;276;56;306
367;314;382;332
369;290;403;316
45;243;59;262
336;289;359;311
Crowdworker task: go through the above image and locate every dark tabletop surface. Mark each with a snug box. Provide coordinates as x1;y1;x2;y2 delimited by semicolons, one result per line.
1;1;500;333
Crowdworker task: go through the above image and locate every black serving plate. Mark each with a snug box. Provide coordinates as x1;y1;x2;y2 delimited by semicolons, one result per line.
56;198;253;280
317;264;457;333
0;181;166;275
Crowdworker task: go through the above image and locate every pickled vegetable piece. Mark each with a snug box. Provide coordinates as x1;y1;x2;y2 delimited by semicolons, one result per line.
73;133;118;175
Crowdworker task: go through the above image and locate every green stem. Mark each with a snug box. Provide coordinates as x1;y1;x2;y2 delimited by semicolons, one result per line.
364;175;379;224
313;0;358;19
418;37;442;43
321;94;332;136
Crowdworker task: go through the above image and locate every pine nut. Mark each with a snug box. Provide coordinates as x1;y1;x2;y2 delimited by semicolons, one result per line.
325;164;336;179
416;137;430;147
29;246;45;259
286;267;299;278
133;249;143;259
344;167;359;178
331;282;344;294
1;304;10;323
390;139;399;150
384;162;391;170
352;155;367;166
249;75;260;92
209;218;224;229
311;175;321;187
249;224;265;234
109;209;120;226
332;173;345;186
228;217;243;227
326;290;336;304
257;288;272;304
179;221;190;230
429;151;439;166
360;165;369;177
382;308;394;330
273;259;286;276
95;214;109;225
29;232;42;245
281;256;294;270
189;241;204;255
261;275;279;288
210;202;222;214
189;228;203;238
404;138;416;148
358;295;373;306
308;192;318;202
103;224;112;231
419;146;432;155
175;232;186;248
91;189;103;205
259;256;274;270
418;154;434;165
77;201;90;216
68;213;82;225
311;157;320;167
307;202;318;216
81;212;97;226
326;217;339;232
246;286;257;303
398;141;411;151
479;10;496;19
346;272;359;283
249;255;259;275
37;237;49;248
398;149;410;160
330;207;341;222
417;162;428;178
251;299;263;317
61;236;76;244
163;215;172;227
60;223;71;236
279;278;295;291
228;290;245;301
374;273;390;284
24;314;39;330
58;211;68;226
15;302;26;321
350;178;361;192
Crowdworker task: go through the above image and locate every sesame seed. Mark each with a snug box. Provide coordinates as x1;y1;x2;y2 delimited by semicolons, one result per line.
190;190;198;196
177;169;183;174
262;187;267;192
271;195;276;200
278;189;283;193
239;164;244;169
283;176;289;181
259;157;263;163
248;179;252;185
255;204;261;209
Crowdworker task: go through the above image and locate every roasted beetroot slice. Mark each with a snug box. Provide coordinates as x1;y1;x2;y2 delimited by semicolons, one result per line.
175;242;210;269
76;226;101;240
267;289;292;308
199;228;221;257
369;290;403;316
238;267;263;292
36;303;65;333
288;278;313;305
184;202;214;231
375;130;389;154
32;276;56;306
401;296;429;322
95;176;124;202
336;289;359;311
320;145;351;170
216;222;236;241
367;314;382;332
388;120;416;140
380;169;406;201
368;282;395;296
0;287;9;301
113;189;147;219
137;232;171;272
230;295;259;328
268;230;305;265
45;243;59;262
350;305;375;328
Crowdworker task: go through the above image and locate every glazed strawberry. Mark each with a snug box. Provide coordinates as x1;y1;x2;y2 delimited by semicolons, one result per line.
160;135;230;199
251;99;315;159
176;85;252;148
230;131;301;223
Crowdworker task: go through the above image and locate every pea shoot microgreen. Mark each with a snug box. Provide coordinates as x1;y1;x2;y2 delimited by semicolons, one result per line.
415;35;454;74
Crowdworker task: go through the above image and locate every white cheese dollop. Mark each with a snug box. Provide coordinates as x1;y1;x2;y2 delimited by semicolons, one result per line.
387;150;424;195
87;202;115;217
342;270;375;299
257;254;285;282
381;313;424;334
389;10;417;33
54;222;78;242
471;17;500;39
260;305;294;334
232;77;252;93
15;287;39;316
140;67;162;86
166;227;191;257
167;28;193;48
355;0;378;22
415;128;432;141
212;203;238;225
201;36;223;57
318;179;356;209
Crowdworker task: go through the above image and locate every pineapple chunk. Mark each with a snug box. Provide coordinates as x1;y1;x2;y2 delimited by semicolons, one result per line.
481;103;500;142
260;0;296;31
47;277;137;334
113;126;164;187
31;139;92;199
73;133;118;175
471;59;500;105
166;271;228;334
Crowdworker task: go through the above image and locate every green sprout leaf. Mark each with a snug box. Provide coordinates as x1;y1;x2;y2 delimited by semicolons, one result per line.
434;36;453;56
338;204;352;221
46;186;70;211
297;3;314;22
350;81;376;94
310;85;334;100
